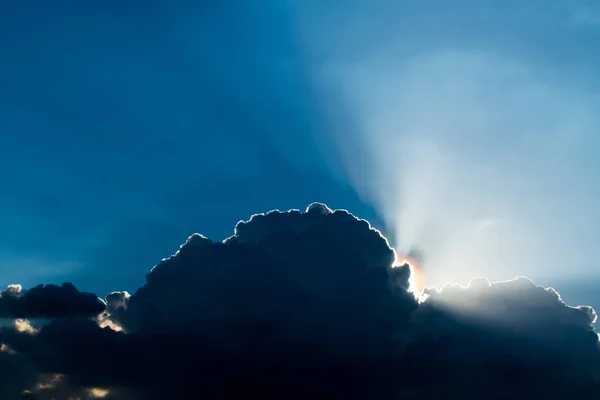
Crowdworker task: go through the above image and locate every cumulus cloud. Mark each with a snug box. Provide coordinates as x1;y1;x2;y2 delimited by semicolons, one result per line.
0;204;599;399
399;277;600;398
423;276;598;332
0;283;105;319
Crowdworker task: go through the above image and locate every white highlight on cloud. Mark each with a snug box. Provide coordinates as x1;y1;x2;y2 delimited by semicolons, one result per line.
87;387;111;398
14;318;38;335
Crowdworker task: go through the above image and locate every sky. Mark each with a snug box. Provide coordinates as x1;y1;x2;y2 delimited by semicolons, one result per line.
3;2;600;397
0;0;375;294
2;0;600;303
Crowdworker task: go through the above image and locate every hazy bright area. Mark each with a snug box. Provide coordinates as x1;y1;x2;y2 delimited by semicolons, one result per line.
291;1;600;295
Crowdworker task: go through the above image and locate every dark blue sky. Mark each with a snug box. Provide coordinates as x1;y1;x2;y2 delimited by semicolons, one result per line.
0;1;379;294
2;0;600;302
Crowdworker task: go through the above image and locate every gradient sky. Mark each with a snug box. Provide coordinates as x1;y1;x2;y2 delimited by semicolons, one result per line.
1;0;600;306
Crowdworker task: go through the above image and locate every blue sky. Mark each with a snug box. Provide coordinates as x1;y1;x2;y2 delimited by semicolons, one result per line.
1;0;600;302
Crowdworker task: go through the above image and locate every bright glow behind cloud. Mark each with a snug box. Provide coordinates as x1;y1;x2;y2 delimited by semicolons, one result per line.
319;51;600;288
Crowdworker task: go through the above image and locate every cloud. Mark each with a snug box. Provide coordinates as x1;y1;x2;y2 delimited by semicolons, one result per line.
0;283;105;319
0;350;37;399
0;204;415;398
420;276;598;348
0;204;599;398
397;277;600;397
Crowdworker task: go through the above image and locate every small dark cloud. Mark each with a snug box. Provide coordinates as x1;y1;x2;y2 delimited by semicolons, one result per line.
0;283;105;319
0;204;599;399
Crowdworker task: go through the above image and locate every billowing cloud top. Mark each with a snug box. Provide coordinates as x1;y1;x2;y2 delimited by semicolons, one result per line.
0;204;599;399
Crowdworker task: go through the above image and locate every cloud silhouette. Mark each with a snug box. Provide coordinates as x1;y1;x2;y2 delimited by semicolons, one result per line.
0;283;105;319
0;204;599;399
399;277;600;398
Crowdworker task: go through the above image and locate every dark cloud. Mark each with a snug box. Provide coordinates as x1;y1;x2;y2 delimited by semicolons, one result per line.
0;283;105;319
0;351;36;400
399;277;600;398
0;204;599;399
